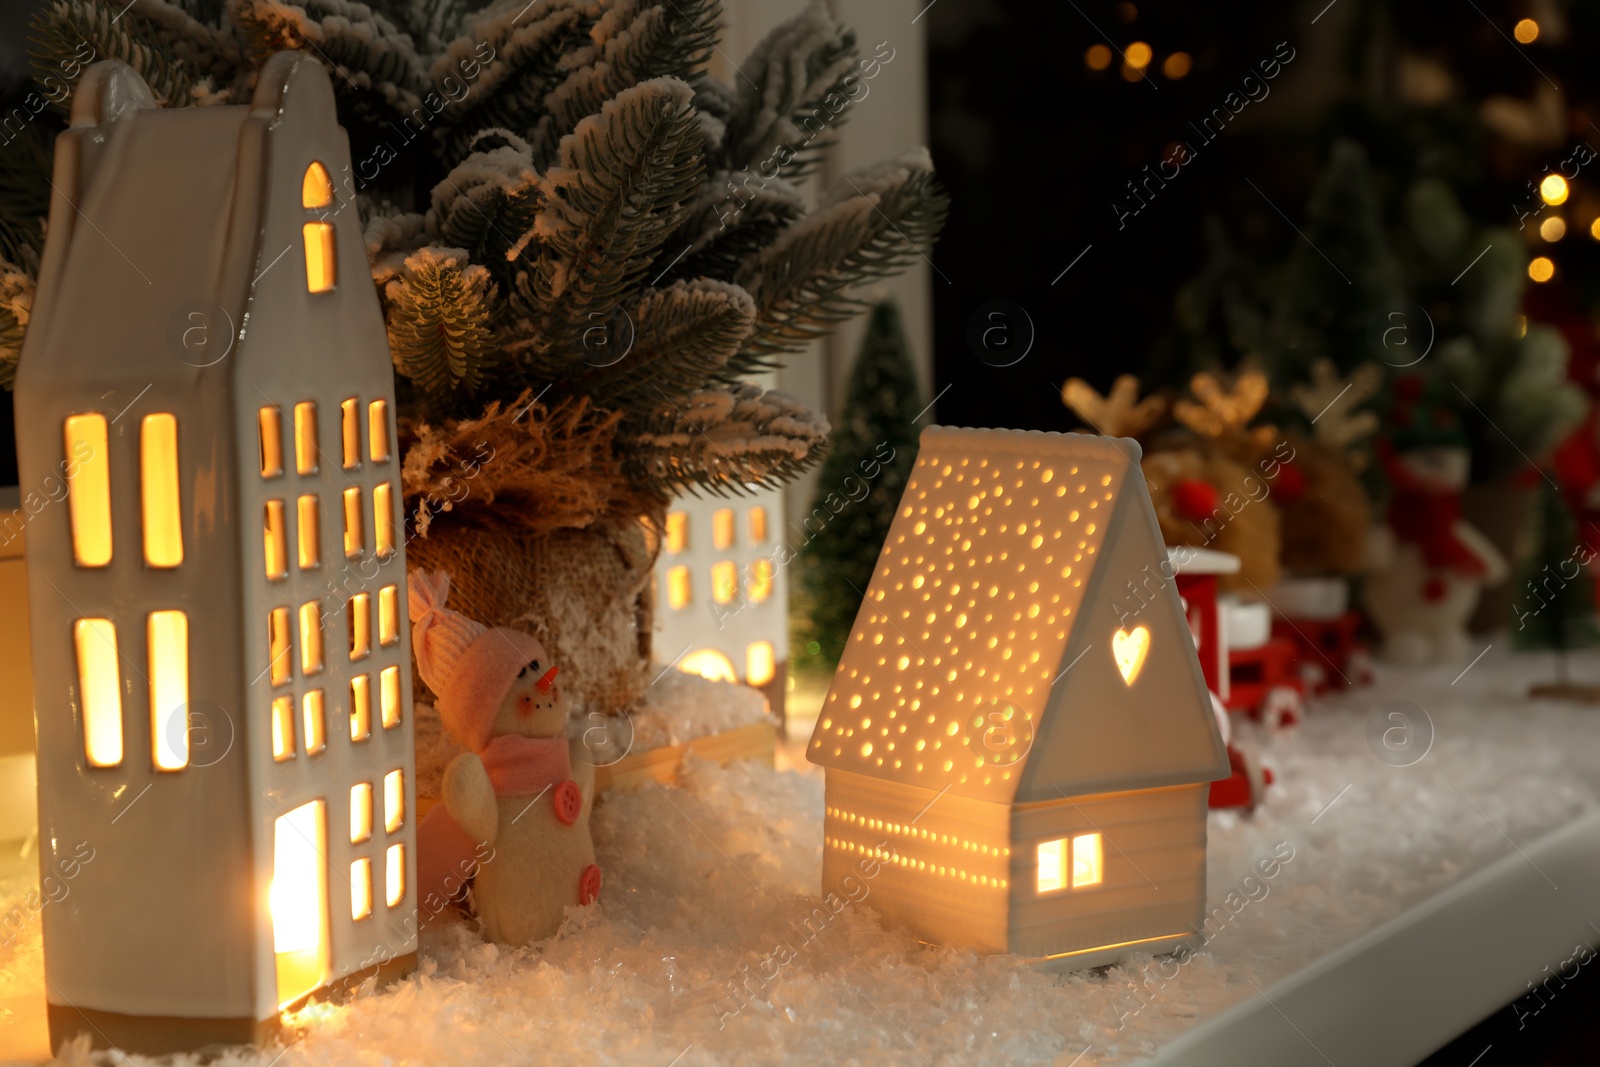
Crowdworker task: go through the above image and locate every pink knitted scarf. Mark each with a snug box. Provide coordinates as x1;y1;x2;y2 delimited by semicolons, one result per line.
477;735;572;798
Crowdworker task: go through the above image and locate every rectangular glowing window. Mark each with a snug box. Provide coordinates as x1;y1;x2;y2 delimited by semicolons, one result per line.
350;675;371;741
302;690;325;755
340;398;360;470
1037;838;1067;894
380;665;401;728
269;607;292;687
665;511;688;553
350;858;373;921
294;402;318;475
299;601;323;675
65;414;112;567
378;585;399;646
384;769;404;833
350;782;372;843
373;483;395;558
140;414;183;568
712;508;735;549
272;800;329;1008
710;561;738;604
746;641;775;687
74;619;122;767
148;610;188;771
666;566;691;610
271;696;294;761
348;593;371;660
368;400;391;463
385;843;405;907
264;501;287;580
343;488;363;557
748;558;775;603
297;495;321;569
303;221;336;294
1072;832;1104;888
259;406;284;478
749;506;768;544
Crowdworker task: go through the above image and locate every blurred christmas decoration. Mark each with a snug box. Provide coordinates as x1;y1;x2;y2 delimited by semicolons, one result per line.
1515;479;1600;701
1288;360;1382;464
1061;374;1168;439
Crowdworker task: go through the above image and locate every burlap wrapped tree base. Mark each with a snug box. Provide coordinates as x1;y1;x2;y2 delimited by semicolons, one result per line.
406;513;657;718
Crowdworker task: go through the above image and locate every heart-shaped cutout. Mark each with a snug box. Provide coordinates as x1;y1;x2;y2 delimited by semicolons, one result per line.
1112;626;1150;686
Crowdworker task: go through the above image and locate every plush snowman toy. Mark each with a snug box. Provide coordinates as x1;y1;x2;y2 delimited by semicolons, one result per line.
1364;383;1507;665
409;571;600;945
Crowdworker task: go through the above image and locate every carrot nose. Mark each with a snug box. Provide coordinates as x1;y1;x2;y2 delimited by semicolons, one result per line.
536;666;560;692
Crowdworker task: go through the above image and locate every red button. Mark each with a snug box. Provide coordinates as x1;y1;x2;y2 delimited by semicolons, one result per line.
578;864;602;906
553;780;583;825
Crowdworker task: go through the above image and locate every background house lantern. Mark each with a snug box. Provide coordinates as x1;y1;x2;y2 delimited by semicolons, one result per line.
809;427;1229;968
13;55;415;1054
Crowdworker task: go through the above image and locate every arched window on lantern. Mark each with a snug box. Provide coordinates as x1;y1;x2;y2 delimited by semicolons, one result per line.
301;162;336;293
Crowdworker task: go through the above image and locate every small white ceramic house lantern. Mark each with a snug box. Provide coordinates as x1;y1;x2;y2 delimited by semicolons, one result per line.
14;55;415;1053
808;428;1230;969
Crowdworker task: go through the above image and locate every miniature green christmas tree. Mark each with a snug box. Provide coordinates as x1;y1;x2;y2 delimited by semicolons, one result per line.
1516;479;1600;700
796;301;923;670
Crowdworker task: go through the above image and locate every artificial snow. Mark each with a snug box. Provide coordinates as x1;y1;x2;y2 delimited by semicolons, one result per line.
5;645;1600;1065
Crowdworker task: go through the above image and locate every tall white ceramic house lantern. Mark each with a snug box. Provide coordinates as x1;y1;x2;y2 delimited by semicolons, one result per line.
808;428;1230;969
655;484;788;715
14;55;416;1054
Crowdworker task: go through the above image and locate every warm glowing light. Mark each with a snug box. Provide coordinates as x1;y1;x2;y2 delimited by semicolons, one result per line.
294;402;318;475
1541;216;1567;241
271;696;294;760
680;648;738;684
711;560;738;603
1519;314;1528;337
269;607;292;687
349;593;371;660
384;769;404;833
667;565;691;609
748;558;775;602
1125;41;1152;69
374;482;395;557
272;800;329;1007
1072;832;1104;887
140;413;183;567
302;161;334;209
1514;17;1539;43
343;487;364;557
1162;51;1192;79
148;610;189;771
1037;838;1067;893
350;858;373;921
386;844;405;907
299;601;323;675
350;674;371;741
1529;255;1556;282
368;400;390;462
665;511;688;553
340;398;361;469
748;506;768;543
712;509;735;549
303;222;336;293
1591;218;1600;241
75;619;122;767
380;665;402;728
1084;44;1112;71
259;406;284;478
302;690;325;755
264;501;288;579
65;414;112;567
378;585;399;646
298;494;321;569
1112;625;1151;684
1540;174;1568;205
746;641;776;687
351;782;373;842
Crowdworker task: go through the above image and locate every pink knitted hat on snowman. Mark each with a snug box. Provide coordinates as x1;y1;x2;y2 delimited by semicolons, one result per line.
407;570;545;752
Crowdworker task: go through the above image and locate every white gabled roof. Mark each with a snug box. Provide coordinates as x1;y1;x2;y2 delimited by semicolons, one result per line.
808;426;1228;804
